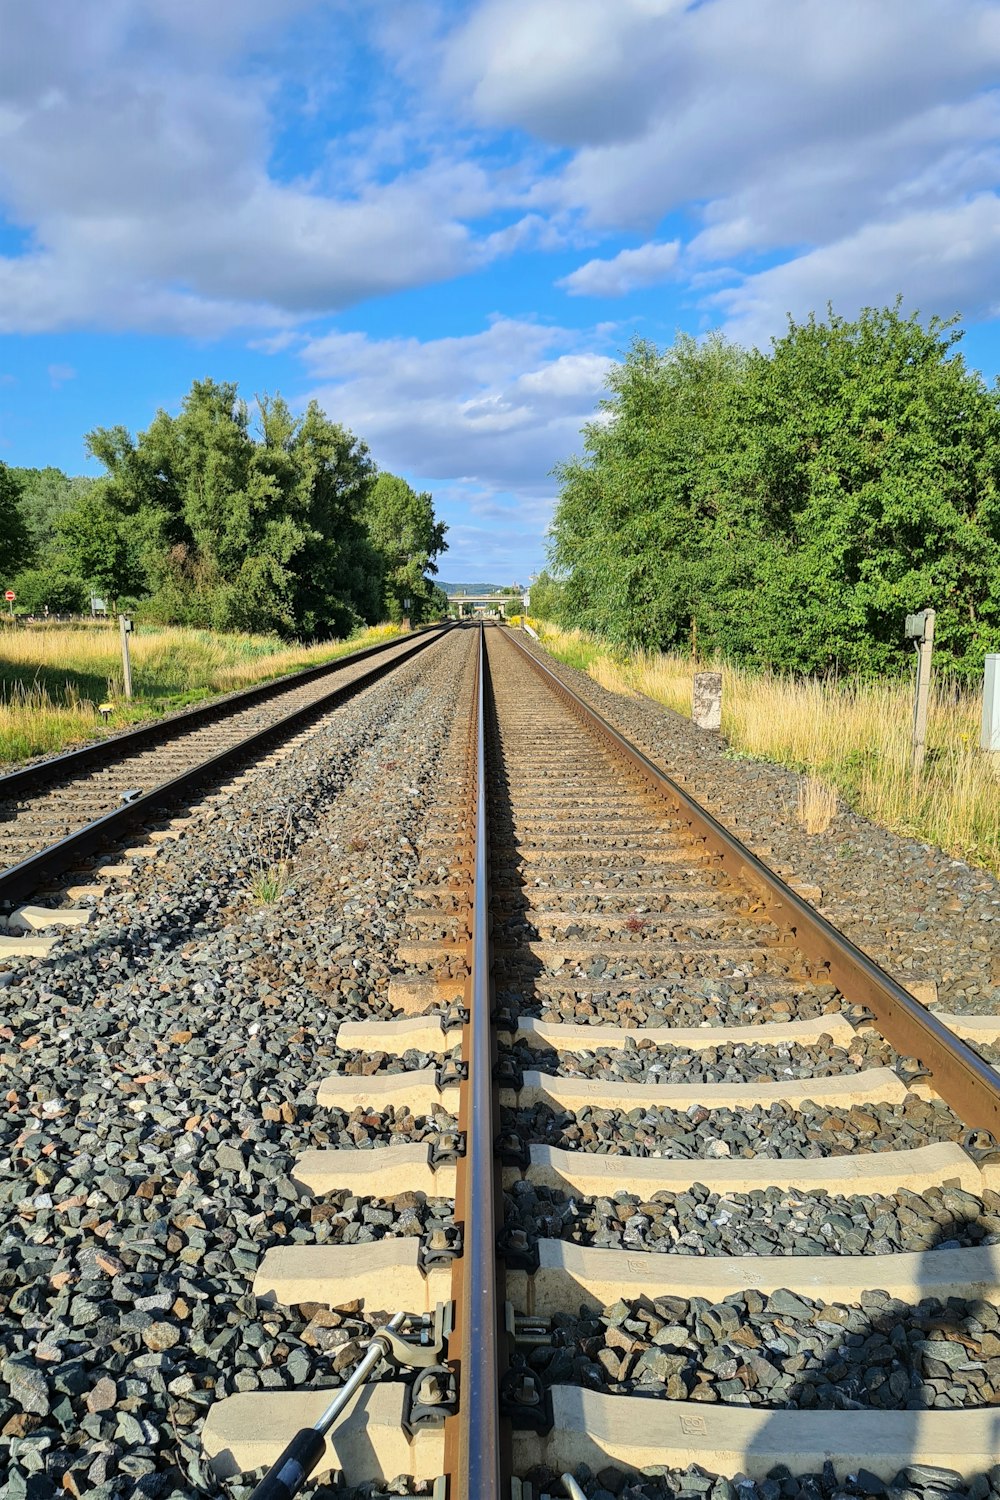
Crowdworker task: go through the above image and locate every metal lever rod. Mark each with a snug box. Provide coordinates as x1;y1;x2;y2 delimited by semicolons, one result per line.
248;1311;407;1500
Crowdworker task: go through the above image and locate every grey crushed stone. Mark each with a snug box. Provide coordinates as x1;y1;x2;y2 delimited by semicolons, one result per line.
0;628;473;1497
505;1181;1000;1257
525;1289;1000;1409
504;1097;963;1159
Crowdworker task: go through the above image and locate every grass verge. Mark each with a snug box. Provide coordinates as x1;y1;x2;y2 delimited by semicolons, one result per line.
533;622;1000;875
0;621;405;767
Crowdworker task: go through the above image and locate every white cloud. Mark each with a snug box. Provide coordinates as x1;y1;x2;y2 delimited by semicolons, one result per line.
560;240;680;296
301;316;613;486
444;0;1000;340
299;316;614;574
47;363;76;388
709;193;1000;347
0;2;522;334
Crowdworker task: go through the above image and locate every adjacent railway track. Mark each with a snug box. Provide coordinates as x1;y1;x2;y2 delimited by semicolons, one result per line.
0;624;451;911
202;623;1000;1499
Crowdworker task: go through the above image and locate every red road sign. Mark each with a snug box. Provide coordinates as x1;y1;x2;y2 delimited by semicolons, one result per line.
4;591;14;601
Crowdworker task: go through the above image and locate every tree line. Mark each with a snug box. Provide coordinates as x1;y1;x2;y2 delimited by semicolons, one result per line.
548;303;1000;674
1;378;448;636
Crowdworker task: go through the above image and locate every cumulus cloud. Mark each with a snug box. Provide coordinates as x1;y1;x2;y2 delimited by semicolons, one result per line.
446;0;1000;338
559;240;680;296
0;1;521;334
710;192;1000;347
299;316;614;574
301;316;612;486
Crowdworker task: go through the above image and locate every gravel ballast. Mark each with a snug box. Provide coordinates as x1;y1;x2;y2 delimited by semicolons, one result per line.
0;628;474;1497
505;1181;1000;1257
504;1098;963;1160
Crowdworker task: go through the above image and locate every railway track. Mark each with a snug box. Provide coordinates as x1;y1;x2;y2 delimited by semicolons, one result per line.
0;624;451;915
201;623;1000;1500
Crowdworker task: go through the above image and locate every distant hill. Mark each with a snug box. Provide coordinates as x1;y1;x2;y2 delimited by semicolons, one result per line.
438;581;515;596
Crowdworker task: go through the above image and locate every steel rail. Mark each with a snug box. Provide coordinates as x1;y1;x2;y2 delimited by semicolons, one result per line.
0;622;449;800
505;627;1000;1136
446;623;504;1500
0;626;451;907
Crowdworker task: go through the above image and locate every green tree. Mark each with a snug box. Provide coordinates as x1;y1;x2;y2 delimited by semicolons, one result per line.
0;462;33;579
550;307;1000;674
57;490;147;609
10;467;93;561
551;334;745;651
365;472;448;623
527;570;565;621
10;565;87;616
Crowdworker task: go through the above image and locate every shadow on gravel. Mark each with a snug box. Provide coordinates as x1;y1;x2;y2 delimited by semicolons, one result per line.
740;1220;1000;1498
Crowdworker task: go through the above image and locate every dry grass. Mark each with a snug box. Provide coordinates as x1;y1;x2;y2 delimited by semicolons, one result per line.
0;620;403;767
536;621;1000;874
797;774;838;835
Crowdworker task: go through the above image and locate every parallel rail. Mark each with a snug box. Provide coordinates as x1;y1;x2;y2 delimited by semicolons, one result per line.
446;623;504;1500
504;627;1000;1135
0;624;451;906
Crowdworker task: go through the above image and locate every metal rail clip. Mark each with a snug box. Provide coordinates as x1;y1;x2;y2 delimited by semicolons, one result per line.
962;1128;1000;1165
493;1056;523;1088
495;1131;530;1168
492;1002;518;1033
402;1364;458;1433
430;1130;467;1165
437;1057;468;1087
896;1056;932;1086
496;1225;539;1272
499;1367;553;1432
419;1224;463;1270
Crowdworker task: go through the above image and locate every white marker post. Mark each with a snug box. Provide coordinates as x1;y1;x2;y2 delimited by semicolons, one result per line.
692;671;722;730
982;654;1000;752
119;614;134;700
906;608;935;775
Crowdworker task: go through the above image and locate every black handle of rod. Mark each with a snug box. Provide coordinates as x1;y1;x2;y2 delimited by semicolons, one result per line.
248;1427;327;1500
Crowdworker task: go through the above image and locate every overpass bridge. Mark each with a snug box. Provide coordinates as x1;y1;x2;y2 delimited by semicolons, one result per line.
449;593;523;617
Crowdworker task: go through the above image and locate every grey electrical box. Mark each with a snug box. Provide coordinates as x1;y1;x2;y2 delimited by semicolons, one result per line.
120;615;133;634
982;654;1000;751
905;611;930;640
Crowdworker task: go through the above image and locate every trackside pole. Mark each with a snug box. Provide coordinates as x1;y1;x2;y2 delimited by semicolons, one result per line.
119;614;134;700
906;608;935;775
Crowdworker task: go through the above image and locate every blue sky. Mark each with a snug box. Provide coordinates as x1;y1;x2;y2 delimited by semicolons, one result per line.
2;1;1000;583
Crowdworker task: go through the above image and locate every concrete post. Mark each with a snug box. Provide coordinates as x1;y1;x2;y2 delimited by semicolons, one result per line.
982;654;1000;751
119;614;134;701
911;609;935;774
692;671;722;730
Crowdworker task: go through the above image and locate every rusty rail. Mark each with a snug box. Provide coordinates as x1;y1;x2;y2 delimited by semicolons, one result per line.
446;623;505;1500
506;628;1000;1136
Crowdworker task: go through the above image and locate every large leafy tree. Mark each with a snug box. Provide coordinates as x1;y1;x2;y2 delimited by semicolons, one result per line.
550;306;1000;674
57;490;147;608
0;463;33;580
551;334;745;651
75;379;427;637
365;472;448;623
